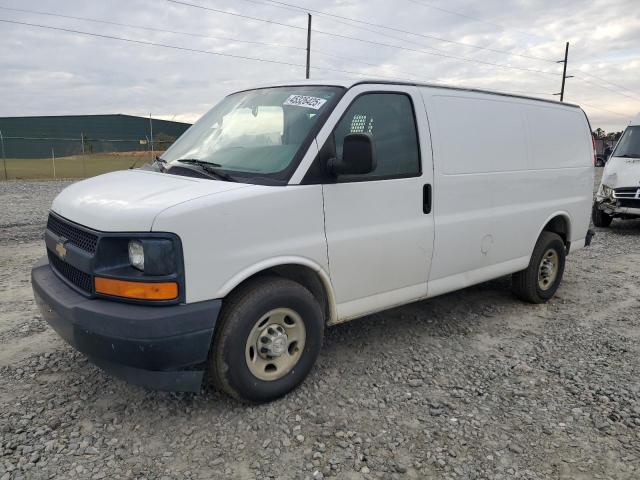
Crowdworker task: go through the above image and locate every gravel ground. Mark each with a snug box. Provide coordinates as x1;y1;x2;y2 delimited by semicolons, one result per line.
1;172;640;480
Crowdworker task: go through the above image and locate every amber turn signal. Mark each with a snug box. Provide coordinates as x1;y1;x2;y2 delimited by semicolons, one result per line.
94;277;178;300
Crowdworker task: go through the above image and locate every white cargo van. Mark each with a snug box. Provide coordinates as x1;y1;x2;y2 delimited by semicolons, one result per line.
32;80;594;402
593;113;640;227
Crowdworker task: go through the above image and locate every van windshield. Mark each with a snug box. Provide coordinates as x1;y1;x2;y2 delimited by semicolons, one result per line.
161;86;343;182
612;126;640;158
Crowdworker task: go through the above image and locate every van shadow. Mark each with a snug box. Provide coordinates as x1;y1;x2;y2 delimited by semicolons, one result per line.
322;274;515;349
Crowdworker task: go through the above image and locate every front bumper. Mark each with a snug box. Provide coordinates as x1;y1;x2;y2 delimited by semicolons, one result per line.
31;256;221;392
595;200;640;217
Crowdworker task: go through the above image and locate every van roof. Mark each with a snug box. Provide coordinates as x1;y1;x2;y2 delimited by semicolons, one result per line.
247;78;582;109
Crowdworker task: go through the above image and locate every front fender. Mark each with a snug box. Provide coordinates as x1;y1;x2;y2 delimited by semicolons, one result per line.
216;256;337;324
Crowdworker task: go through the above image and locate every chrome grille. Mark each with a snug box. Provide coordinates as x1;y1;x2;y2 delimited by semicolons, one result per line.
613;187;640;200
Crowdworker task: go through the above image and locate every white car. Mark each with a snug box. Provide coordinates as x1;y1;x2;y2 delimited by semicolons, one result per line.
593;113;640;227
32;80;594;402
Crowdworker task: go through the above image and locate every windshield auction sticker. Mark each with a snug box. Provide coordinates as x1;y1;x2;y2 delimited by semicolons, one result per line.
283;95;327;110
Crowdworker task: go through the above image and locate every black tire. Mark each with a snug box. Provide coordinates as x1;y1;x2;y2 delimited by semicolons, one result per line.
512;231;566;304
592;203;613;228
210;276;324;403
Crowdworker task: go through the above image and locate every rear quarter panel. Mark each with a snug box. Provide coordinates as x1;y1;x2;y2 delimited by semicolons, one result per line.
421;87;593;289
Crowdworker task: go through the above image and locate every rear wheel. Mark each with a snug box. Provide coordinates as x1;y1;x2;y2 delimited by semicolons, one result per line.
512;231;566;304
210;276;324;403
592;203;613;228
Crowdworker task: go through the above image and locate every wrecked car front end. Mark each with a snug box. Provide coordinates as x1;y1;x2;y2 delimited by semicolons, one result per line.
595;159;640;218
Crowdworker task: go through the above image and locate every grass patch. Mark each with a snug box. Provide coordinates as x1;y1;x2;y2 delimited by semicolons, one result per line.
1;153;156;180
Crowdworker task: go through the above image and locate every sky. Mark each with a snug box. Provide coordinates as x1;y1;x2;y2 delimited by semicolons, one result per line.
0;0;638;132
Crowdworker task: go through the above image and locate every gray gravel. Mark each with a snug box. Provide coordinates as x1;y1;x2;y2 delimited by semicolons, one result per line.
1;172;640;480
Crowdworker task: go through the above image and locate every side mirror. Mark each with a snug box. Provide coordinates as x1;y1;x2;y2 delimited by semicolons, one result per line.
328;133;376;176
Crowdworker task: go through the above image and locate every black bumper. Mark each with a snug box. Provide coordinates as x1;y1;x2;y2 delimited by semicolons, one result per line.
31;256;221;392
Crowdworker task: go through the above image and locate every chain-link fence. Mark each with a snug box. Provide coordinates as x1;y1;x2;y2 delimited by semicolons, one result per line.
0;115;190;180
0;137;178;180
0;134;176;180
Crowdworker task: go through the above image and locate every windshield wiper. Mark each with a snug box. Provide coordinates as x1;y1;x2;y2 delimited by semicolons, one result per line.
175;158;236;182
615;154;640;159
177;158;222;167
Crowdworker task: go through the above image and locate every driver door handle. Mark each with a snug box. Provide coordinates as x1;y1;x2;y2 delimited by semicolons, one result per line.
423;184;432;214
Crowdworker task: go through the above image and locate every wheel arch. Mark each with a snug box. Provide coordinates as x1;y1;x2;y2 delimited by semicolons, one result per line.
535;211;572;252
216;257;337;325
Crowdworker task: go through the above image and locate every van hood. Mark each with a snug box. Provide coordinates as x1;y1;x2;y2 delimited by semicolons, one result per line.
51;170;249;232
601;156;640;189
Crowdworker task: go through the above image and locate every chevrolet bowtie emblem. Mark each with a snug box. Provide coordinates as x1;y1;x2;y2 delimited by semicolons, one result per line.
55;241;67;260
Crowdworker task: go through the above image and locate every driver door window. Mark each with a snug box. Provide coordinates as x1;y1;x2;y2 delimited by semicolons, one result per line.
333;93;421;181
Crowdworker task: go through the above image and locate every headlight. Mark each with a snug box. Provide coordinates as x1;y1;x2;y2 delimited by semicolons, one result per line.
94;235;183;302
601;185;614;198
126;238;177;275
128;240;145;271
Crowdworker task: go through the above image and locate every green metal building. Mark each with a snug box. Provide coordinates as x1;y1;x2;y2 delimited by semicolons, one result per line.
0;114;191;158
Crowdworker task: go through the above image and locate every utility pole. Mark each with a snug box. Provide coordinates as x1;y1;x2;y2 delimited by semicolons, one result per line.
306;14;312;79
51;147;56;179
80;132;87;177
0;130;7;181
149;113;154;161
555;42;573;102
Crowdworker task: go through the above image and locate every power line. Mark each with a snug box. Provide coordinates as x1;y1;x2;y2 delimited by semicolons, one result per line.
313;16;558;76
404;1;640;99
234;0;639;100
0;18;428;82
0;6;429;83
573;73;640;101
576;71;638;97
168;0;561;77
577;101;632;119
3;8;634;120
313;49;422;81
2;2;563;84
235;0;550;73
219;0;558;63
166;0;308;32
0;5;305;51
0;18;303;66
227;0;470;58
1;17;562;101
403;0;550;40
574;75;640;102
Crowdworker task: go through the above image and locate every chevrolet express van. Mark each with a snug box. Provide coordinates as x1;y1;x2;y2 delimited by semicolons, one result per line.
593;113;640;227
32;80;594;402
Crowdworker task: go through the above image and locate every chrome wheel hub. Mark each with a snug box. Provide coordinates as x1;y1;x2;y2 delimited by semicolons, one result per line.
245;308;306;381
258;324;288;358
538;249;559;290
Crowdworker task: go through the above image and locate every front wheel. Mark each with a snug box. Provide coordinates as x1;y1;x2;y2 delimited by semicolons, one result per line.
592;203;613;228
512;231;566;304
210;276;324;403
